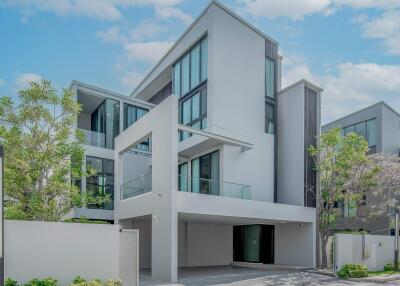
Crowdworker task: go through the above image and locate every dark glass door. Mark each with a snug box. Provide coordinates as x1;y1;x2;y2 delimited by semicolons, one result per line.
233;224;274;264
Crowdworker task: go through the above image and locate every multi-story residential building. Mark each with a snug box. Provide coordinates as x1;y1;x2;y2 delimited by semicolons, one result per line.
322;101;400;235
71;1;322;282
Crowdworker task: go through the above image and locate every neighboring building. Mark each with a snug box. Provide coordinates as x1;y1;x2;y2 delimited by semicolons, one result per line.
72;1;322;282
322;101;400;155
322;101;400;235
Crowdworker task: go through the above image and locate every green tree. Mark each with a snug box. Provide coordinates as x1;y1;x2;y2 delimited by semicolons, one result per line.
308;128;376;268
0;79;108;221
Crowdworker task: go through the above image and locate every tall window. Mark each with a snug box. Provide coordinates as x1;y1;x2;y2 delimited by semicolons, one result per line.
304;87;318;208
178;163;188;192
265;57;276;135
191;150;219;195
91;98;120;149
265;57;275;99
86;156;114;210
265;102;275;134
172;36;208;97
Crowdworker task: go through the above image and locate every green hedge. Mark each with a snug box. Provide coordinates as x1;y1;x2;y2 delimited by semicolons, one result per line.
337;264;368;278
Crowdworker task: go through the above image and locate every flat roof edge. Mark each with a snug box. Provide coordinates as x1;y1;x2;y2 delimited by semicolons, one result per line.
279;79;323;94
322;101;400;128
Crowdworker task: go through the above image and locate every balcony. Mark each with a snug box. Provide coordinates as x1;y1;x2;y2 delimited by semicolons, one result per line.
120;174;152;200
120;172;251;201
179;175;251;200
79;128;106;148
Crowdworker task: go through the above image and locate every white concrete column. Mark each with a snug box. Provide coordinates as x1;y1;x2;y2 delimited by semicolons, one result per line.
113;96;179;281
151;97;179;282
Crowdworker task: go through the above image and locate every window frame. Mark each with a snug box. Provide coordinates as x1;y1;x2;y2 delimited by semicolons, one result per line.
342;118;377;148
265;100;276;135
85;156;114;210
172;35;208;98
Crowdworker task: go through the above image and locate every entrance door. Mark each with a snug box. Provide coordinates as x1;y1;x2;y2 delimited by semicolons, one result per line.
233;225;274;264
243;225;260;262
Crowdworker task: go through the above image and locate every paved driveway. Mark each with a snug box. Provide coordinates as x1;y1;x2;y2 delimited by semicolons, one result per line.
140;266;400;286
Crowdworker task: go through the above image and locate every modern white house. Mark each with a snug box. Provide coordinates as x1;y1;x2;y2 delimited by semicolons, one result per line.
70;1;322;283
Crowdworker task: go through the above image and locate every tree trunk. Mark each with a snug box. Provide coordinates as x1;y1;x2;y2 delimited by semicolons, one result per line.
320;235;329;269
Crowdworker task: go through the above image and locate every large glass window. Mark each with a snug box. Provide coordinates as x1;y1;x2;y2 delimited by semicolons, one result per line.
178;163;188;192
342;118;377;150
173;60;181;96
201;38;208;82
191;150;219;195
86;156;114;210
190;44;200;89
172;36;208;97
91;98;120;149
265;57;275;99
367;119;377;147
178;87;207;141
181;54;190;95
123;103;148;130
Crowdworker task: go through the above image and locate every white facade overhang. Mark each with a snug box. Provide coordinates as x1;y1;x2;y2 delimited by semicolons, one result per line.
178;124;253;158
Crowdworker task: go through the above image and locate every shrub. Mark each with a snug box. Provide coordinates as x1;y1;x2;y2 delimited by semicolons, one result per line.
384;263;395;271
69;279;101;286
337;264;368;278
104;279;122;286
5;278;18;286
72;277;86;284
23;278;58;286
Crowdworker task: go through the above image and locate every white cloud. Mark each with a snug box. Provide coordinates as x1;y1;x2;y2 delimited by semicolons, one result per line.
129;20;165;41
155;6;193;26
2;0;184;21
320;63;400;122
333;0;400;10
119;71;144;89
124;41;173;63
239;0;332;20
3;0;122;21
15;73;42;89
96;26;124;43
0;78;5;87
238;0;400;21
281;55;400;123
361;10;400;55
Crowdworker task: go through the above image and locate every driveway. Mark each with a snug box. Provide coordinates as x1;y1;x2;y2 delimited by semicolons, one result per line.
140;266;400;286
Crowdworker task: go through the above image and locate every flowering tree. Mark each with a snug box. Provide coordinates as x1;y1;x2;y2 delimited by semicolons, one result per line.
308;128;373;268
347;153;400;232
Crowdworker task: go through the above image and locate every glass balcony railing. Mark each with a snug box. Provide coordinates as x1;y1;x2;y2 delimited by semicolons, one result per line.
120;174;152;200
79;129;106;148
178;175;251;200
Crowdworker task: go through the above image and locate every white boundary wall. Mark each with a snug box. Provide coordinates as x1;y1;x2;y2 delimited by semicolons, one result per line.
5;220;138;286
334;233;394;273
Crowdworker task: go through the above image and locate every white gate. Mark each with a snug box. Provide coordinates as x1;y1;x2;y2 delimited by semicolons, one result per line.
119;229;139;286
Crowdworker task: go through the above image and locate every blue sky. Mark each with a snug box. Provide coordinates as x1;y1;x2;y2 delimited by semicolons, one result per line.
1;0;400;123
